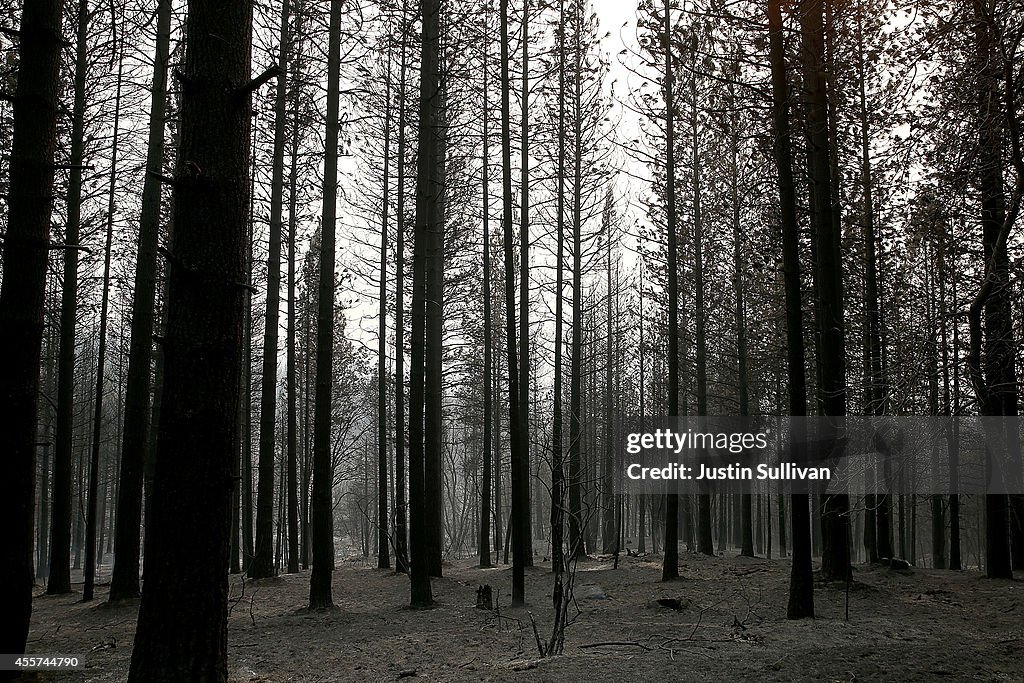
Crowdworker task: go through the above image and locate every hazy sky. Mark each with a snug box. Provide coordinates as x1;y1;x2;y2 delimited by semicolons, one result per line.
594;0;639;35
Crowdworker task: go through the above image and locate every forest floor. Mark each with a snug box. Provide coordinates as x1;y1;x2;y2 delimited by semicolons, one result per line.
20;550;1024;682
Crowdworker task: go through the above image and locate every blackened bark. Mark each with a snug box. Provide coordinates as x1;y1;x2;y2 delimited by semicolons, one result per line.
377;55;392;571
549;0;567;576
494;353;504;561
519;0;533;568
769;0;813;619
242;119;257;570
408;0;442;608
144;232;170;571
966;0;1018;580
309;0;343;610
602;191;615;554
927;238;946;569
480;24;493;569
301;302;311;568
127;0;252;677
728;77;753;557
661;0;680;582
85;49;124;602
799;0;850;583
394;0;410;574
500;0;528;606
690;34;713;558
286;3;304;576
251;0;290;581
568;1;585;561
37;442;52;580
854;2;890;564
945;247;962;570
110;0;172;602
423;0;446;581
48;0;91;597
638;273;647;556
0;0;63;656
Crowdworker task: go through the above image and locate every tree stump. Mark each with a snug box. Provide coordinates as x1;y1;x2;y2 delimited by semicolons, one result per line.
476;584;493;610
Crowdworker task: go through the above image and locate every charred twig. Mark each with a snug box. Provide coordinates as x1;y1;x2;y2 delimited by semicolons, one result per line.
688;606;708;640
579;640;653;651
528;612;545;657
228;572;247;616
248;585;259;626
26;624;61;643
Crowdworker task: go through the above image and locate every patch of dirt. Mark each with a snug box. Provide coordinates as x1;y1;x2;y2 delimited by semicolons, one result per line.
21;553;1024;681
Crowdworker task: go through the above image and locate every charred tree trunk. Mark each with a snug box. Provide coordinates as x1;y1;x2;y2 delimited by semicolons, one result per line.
479;22;494;569
602;191;616;553
494;352;503;562
0;0;63;655
127;0;253;676
800;0;850;583
285;5;305;576
661;0;680;582
690;34;713;558
943;242;962;570
110;0;171;602
638;273;647;556
967;0;1019;580
568;4;585;561
500;0;528;606
394;0;410;574
927;240;946;570
251;0;291;581
377;54;393;571
309;0;343;610
408;0;443;608
549;0;567;576
144;226;170;572
84;45;124;602
48;0;91;597
242;123;257;572
855;1;890;563
519;0;533;569
301;302;311;569
769;0;814;619
728;74;753;557
423;0;446;581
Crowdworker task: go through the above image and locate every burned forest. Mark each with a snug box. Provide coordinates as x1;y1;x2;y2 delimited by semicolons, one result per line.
0;0;1023;680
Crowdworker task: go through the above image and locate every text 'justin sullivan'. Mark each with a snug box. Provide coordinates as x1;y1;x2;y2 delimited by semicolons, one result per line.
625;462;831;481
623;429;830;481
